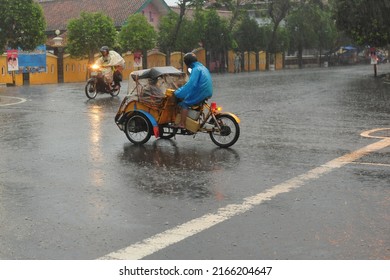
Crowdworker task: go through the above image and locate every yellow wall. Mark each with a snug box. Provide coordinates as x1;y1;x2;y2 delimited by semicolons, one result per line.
63;54;89;83
170;52;184;71
259;51;266;71
123;51;187;81
193;48;206;66
275;53;283;70
123;51;168;81
147;50;166;68
227;50;234;73
1;49;285;86
0;55;10;84
227;50;268;73
243;51;256;72
220;50;289;73
122;52;135;81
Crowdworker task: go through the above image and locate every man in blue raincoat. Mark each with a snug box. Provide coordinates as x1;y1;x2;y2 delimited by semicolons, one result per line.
175;52;213;129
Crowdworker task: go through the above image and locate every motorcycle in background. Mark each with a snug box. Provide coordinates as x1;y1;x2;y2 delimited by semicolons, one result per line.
85;64;121;99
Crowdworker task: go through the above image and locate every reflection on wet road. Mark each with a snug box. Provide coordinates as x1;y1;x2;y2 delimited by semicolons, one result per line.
119;142;240;200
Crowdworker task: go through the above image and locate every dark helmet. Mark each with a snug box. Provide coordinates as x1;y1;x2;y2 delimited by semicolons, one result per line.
183;52;197;67
100;46;109;56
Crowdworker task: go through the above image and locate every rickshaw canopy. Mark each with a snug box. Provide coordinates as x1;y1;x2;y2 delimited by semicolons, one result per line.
130;66;184;81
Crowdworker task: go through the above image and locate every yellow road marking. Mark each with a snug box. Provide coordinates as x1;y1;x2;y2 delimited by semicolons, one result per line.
351;162;390;167
360;128;390;139
100;129;390;260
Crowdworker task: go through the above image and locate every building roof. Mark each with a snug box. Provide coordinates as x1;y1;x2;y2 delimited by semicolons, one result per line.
169;6;232;20
39;0;170;31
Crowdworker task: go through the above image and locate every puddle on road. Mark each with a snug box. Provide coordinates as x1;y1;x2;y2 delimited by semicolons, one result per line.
118;141;240;200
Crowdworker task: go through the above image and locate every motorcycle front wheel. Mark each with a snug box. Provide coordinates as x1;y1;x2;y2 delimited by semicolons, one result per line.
85;80;98;99
209;114;240;148
110;86;120;97
125;112;152;144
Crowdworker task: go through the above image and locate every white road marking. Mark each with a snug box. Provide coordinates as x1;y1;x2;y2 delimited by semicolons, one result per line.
0;96;27;106
352;162;390;167
99;129;390;260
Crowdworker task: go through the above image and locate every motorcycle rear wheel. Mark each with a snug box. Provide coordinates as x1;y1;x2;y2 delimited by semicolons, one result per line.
85;80;98;99
125;112;152;144
209;114;240;148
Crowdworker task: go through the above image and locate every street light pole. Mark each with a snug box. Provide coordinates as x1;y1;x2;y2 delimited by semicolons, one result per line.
53;30;64;83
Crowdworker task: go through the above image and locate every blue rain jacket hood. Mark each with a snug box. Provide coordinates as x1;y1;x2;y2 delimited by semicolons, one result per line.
175;61;213;106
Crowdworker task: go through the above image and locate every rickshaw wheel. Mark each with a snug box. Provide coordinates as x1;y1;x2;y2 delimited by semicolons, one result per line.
159;125;178;139
125;112;152;144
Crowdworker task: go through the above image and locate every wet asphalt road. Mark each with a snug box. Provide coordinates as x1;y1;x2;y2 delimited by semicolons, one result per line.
0;64;389;260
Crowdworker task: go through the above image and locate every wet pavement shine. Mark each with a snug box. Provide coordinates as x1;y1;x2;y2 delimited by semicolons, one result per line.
0;64;389;260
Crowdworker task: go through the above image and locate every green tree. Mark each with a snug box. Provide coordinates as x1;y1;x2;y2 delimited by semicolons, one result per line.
201;10;231;53
263;24;289;53
167;0;206;51
158;11;179;53
118;14;157;69
332;0;390;47
118;13;157;65
267;0;291;66
316;6;338;66
170;0;191;52
0;0;46;52
214;0;254;31
286;2;320;68
158;11;198;53
194;9;231;71
234;14;265;71
234;14;264;53
66;12;117;63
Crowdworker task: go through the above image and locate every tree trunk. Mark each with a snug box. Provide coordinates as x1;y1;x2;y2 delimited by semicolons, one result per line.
142;50;147;69
171;1;187;50
247;52;250;72
298;48;303;69
166;50;171;66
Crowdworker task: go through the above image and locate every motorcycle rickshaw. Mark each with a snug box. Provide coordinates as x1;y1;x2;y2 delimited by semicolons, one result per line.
114;66;240;148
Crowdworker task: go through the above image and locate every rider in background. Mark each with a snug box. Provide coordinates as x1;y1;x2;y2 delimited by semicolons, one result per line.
95;46;125;91
175;52;213;129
